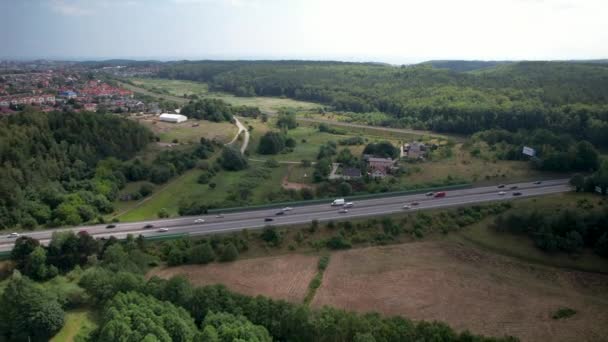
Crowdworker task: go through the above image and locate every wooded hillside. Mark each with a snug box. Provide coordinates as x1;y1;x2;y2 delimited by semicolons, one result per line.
159;60;608;146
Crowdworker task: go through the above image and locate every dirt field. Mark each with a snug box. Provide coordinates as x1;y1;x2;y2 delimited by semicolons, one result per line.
311;241;608;342
136;117;237;144
149;254;319;302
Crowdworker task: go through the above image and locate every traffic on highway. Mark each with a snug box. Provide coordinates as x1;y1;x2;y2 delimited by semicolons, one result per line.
0;179;570;252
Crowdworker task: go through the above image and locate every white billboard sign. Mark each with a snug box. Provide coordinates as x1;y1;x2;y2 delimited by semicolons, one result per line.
522;146;536;157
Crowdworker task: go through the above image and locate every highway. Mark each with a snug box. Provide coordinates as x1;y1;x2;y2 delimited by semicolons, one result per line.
0;179;571;252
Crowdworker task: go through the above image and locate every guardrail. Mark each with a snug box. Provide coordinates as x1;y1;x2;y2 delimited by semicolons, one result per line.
208;183;472;214
0;250;11;260
143;233;188;241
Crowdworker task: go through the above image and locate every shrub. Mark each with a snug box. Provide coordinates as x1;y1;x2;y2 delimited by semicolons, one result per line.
220;242;239;262
552;307;577;320
326;236;352;250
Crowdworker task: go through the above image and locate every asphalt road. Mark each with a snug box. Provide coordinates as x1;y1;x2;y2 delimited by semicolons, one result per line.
0;179;571;252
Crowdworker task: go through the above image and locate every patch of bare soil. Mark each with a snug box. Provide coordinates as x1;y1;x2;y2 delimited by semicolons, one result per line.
311;241;608;342
148;254;319;303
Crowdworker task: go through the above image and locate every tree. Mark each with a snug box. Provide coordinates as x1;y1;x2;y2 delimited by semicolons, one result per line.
220;147;248;171
0;272;65;341
570;174;585;192
338;182;353;196
301;159;312;167
23;246;52;281
276;111;297;130
201;311;271;342
220;242;239;262
189;243;216;264
257;132;286;155
158;208;170;218
260;226;282;247
10;236;40;270
98;291;197;342
363;141;399;159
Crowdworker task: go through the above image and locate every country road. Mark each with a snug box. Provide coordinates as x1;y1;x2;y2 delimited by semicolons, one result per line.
0;179;571;252
227;116;250;153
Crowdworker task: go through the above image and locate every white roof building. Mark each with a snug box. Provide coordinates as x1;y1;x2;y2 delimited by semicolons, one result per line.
159;113;187;123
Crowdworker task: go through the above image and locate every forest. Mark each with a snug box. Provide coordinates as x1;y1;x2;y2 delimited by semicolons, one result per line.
0;110;152;229
158;60;608;146
0;110;220;230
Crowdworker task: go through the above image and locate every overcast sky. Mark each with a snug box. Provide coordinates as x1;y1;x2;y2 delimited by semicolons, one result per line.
1;0;607;63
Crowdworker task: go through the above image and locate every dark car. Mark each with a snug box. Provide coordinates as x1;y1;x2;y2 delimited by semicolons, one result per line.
513;192;522;196
533;181;542;185
410;201;420;206
106;224;116;229
275;211;285;216
497;184;505;188
143;224;154;229
510;185;518;190
264;218;274;222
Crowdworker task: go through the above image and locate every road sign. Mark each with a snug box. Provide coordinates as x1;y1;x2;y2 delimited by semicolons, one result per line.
522;146;536;157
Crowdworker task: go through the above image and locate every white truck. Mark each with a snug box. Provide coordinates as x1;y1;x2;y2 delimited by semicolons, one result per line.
331;198;345;206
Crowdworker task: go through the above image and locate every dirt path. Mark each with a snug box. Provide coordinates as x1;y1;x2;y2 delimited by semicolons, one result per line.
227;117;249;153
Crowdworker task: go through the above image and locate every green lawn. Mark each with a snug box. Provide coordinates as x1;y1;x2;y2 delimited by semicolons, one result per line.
128;78;319;113
50;309;98;342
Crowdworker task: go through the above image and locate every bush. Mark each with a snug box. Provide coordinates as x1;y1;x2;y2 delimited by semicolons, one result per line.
157;208;170;218
220;147;248;171
189;243;215;264
318;255;330;270
220;242;239;262
260;226;282;247
326;236;352;250
552;307;577;320
197;172;210;184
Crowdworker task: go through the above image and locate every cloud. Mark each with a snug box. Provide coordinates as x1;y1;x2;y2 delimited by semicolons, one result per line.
48;0;139;16
49;0;93;16
171;0;261;8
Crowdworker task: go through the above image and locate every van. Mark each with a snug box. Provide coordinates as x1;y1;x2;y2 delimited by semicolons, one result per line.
331;198;345;206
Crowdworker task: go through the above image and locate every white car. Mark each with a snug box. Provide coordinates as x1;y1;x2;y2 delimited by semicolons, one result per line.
158;228;169;232
343;202;354;208
282;207;293;211
338;208;349;214
194;218;205;223
215;214;224;218
402;204;411;209
498;191;506;196
7;232;20;238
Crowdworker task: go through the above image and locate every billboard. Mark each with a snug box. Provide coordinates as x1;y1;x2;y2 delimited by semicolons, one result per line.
522;146;536;157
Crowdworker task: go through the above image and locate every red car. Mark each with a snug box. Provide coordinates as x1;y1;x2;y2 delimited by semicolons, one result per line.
434;192;446;198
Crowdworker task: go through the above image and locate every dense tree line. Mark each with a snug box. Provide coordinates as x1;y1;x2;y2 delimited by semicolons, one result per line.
493;207;608;256
472;128;600;172
181;98;261;122
0;110;153;230
158;60;608;146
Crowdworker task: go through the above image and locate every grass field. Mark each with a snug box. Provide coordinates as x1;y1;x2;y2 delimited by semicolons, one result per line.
136;117;237;144
250;125;374;162
128;78;319;113
149;254;319;302
398;143;547;186
50;309;98;342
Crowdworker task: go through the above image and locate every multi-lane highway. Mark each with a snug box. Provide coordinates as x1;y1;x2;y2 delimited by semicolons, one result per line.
0;179;571;252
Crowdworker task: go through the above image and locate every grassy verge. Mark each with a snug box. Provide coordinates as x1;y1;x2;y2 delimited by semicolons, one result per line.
303;255;330;305
452;192;608;273
50;309;98;342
